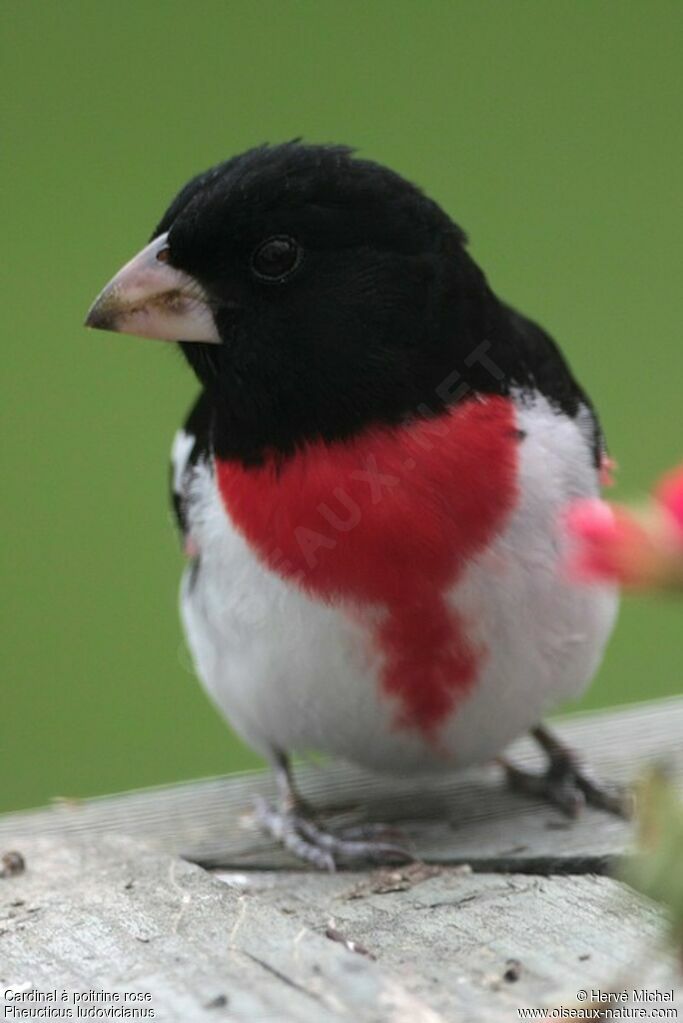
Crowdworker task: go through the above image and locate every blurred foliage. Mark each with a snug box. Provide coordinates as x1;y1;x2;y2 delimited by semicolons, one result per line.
2;1;682;813
623;767;683;967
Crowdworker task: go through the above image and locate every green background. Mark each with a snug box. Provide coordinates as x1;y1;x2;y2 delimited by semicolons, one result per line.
2;1;681;814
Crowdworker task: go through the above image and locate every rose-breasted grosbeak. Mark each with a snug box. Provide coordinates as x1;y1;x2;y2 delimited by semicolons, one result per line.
86;143;622;869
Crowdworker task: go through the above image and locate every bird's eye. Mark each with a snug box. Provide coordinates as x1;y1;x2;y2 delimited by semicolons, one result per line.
251;236;302;282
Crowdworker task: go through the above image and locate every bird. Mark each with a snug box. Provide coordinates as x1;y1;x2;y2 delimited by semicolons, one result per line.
86;141;623;869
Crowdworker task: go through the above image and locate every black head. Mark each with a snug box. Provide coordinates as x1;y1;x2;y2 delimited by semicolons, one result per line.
86;142;529;463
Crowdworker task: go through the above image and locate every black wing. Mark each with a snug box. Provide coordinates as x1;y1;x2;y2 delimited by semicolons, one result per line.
503;303;606;469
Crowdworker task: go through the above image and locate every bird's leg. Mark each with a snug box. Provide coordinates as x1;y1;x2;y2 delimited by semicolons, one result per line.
501;723;631;818
255;752;412;871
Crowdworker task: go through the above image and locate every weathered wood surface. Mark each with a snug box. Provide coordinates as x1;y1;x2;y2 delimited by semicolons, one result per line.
1;699;682;1021
1;697;681;871
0;836;680;1023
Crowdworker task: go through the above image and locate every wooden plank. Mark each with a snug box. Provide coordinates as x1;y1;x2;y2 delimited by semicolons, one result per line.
0;837;679;1023
1;698;681;871
215;865;682;1020
0;836;352;1023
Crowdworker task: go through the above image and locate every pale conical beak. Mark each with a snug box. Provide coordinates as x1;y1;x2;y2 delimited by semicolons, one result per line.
84;232;221;343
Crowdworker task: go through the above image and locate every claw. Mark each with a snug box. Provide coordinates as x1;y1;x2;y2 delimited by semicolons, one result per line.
503;724;632;819
254;753;414;870
255;795;412;870
335;822;407;843
504;761;586;816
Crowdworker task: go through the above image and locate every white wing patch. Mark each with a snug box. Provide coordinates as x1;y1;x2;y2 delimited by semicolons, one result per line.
171;429;196;497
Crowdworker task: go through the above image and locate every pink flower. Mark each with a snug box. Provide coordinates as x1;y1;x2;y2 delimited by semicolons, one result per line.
657;464;683;536
564;464;683;591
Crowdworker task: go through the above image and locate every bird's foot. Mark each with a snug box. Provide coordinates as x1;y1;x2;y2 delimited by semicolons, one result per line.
254;796;412;871
502;724;632;818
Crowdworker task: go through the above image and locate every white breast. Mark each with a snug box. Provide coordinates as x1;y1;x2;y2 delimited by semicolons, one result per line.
177;395;618;773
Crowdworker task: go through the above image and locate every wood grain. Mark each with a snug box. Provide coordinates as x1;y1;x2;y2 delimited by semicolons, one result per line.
0;836;680;1023
1;698;680;871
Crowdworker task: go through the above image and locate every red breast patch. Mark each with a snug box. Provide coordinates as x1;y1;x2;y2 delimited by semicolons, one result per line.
216;396;519;736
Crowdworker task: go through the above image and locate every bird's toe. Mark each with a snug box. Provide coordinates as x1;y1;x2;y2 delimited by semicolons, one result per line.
254;797;412;870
